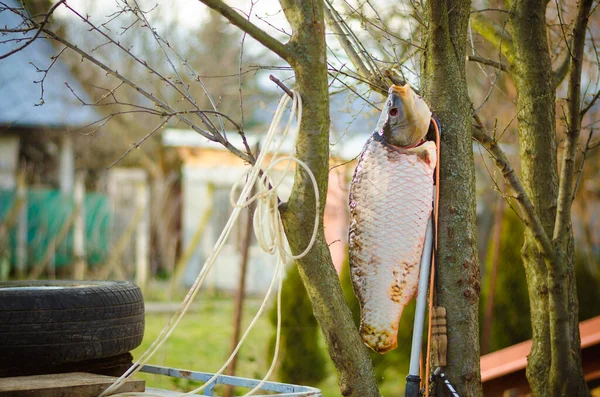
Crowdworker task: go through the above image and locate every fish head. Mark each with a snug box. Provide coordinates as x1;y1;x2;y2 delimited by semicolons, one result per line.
376;84;432;147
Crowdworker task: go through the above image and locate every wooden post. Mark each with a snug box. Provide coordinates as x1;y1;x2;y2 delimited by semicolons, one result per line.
135;182;149;290
59;135;75;194
15;174;28;279
72;173;87;280
0;172;27;280
224;187;256;397
48;240;56;280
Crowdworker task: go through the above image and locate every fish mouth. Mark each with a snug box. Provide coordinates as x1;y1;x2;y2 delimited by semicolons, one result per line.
383;117;413;146
390;84;410;97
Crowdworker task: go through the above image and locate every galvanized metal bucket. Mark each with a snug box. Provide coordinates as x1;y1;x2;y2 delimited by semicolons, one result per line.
136;365;323;397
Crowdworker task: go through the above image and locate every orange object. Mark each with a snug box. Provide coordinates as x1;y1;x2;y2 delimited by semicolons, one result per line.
480;315;600;396
424;117;441;397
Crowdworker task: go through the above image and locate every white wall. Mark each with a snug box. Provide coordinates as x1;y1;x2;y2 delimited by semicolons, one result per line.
0;135;19;189
181;163;293;294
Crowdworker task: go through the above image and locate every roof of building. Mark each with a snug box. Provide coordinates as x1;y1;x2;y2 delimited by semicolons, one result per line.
0;0;99;129
480;315;600;382
162;127;371;162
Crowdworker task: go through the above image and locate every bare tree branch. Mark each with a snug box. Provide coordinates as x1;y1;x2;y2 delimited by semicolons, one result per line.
323;3;371;81
383;69;413;90
580;90;600;118
323;0;387;87
0;0;65;60
471;8;510;14
108;117;171;169
572;129;595;200
130;0;198;106
553;49;571;87
30;46;66;105
39;27;253;164
269;74;294;98
554;0;595;245
466;54;509;72
197;0;292;62
470;13;515;64
471;119;555;263
322;2;417;96
62;4;197;112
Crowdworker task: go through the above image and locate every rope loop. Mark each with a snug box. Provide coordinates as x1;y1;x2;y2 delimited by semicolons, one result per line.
102;90;318;397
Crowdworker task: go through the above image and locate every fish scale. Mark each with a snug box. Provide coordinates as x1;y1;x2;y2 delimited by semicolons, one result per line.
349;134;436;353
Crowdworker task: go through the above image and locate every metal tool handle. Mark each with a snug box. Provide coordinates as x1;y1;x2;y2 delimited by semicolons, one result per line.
404;211;435;397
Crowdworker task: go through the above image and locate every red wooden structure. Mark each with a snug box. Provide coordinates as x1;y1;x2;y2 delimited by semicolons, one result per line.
480;315;600;396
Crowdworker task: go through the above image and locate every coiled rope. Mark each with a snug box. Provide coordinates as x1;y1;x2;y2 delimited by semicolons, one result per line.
102;90;319;397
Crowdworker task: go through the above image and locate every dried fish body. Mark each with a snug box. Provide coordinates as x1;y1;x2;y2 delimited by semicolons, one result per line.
349;84;435;353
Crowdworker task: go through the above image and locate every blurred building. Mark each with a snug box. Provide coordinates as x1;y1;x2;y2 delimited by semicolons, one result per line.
0;0;99;191
0;0;113;276
481;315;600;396
162;127;368;293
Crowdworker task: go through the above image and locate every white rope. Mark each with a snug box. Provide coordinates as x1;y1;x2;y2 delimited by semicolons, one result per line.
102;90;319;397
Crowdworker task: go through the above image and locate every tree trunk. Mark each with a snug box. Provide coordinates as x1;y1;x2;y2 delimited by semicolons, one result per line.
508;0;587;394
421;0;482;395
278;2;380;396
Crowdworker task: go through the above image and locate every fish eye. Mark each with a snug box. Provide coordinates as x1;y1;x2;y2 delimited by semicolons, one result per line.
389;108;399;117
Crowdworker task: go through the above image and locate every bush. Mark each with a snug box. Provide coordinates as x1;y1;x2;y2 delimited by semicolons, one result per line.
480;207;600;353
268;262;327;385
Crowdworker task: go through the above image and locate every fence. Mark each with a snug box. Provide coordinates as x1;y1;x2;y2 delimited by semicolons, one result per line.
0;185;110;278
0;170;152;284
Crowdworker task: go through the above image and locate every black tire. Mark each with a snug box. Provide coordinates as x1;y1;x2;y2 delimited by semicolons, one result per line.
0;280;144;372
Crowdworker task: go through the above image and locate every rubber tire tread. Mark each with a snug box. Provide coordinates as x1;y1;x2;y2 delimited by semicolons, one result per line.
0;280;144;368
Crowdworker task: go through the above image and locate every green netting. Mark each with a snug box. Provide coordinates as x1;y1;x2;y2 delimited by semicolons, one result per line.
0;188;111;269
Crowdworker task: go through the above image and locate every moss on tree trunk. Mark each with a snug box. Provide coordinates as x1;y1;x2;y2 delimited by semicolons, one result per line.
508;0;588;395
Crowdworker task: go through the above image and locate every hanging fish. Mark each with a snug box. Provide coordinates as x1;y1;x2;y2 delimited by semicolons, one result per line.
349;84;436;353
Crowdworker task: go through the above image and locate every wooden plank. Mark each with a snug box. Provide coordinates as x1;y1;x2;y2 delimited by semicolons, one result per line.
0;372;144;397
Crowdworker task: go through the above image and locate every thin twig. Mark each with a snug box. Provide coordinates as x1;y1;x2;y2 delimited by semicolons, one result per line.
580;90;600;118
63;4;196;112
269;75;294;98
235;0;256;159
39;28;252;163
572;129;595;200
471;111;555;264
0;0;66;60
108;117;171;169
466;55;509;72
30;46;66;105
470;8;510;13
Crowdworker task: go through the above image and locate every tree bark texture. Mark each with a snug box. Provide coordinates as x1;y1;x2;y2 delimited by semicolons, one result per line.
508;0;587;394
421;0;482;395
198;1;380;395
277;2;380;396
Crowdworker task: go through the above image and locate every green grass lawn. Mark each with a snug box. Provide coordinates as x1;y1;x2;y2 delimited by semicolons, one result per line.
132;295;340;396
133;285;410;396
